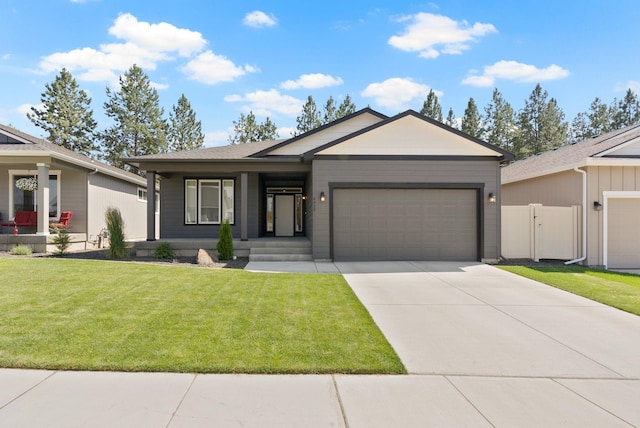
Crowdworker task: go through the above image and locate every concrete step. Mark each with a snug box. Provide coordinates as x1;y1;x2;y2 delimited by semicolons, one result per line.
250;247;311;255
249;253;314;262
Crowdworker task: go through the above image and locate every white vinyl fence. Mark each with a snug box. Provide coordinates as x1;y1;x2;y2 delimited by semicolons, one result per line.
502;204;582;261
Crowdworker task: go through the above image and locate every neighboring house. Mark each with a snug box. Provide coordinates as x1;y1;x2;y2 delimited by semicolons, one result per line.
0;124;151;251
126;108;513;262
502;124;640;269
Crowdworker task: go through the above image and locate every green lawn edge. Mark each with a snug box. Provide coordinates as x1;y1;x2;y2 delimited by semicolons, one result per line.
0;258;406;374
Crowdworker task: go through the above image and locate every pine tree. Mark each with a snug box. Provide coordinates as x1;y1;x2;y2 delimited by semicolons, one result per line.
569;112;591;143
484;89;516;152
613;89;640;128
101;64;168;171
587;97;614;135
540;98;568;148
516;84;567;157
168;94;204;152
420;89;443;122
323;96;337;124
294;96;322;136
461;98;483;138
445;107;457;129
228;111;278;144
336;94;356;119
27;68;97;156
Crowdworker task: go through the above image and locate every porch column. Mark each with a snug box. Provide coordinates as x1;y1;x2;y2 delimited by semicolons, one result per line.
146;171;156;241
36;163;50;235
240;172;248;241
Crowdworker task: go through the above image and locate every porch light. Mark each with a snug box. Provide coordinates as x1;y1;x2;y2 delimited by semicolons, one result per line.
320;192;326;202
593;201;603;211
488;192;497;203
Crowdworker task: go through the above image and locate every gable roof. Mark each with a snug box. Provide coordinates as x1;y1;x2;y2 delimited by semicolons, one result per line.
0;124;146;186
502;124;640;184
305;110;515;160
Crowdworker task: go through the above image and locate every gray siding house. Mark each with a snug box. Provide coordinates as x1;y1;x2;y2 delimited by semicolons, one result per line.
127;109;513;262
0;124;150;252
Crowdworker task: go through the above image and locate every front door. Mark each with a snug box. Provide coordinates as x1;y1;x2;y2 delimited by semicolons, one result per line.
275;194;294;237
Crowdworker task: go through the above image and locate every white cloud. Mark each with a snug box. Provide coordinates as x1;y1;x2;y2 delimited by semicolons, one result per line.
361;77;434;110
280;73;344;90
150;82;169;90
1;53;11;60
16;103;36;115
224;89;303;117
614;80;640;93
462;60;570;87
277;127;296;138
388;13;496;59
182;51;257;85
243;11;278;28
204;130;231;147
39;13;207;84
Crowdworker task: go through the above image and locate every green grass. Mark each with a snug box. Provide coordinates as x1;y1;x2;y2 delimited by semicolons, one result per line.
499;265;640;316
0;259;405;374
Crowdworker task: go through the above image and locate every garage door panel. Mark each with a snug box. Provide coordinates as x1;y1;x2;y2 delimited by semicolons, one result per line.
333;188;478;261
608;198;640;268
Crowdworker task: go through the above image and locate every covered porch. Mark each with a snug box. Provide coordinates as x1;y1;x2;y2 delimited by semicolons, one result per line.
0;232;89;253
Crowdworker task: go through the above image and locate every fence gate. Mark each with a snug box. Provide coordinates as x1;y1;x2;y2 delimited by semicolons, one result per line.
502;204;582;261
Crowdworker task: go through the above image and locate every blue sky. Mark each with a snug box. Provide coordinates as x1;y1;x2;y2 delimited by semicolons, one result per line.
1;0;639;146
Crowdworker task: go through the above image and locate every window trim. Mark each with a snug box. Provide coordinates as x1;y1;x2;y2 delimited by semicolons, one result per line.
137;188;147;202
184;178;235;225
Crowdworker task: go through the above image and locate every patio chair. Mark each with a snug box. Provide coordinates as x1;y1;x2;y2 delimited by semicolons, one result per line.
50;211;72;229
1;211;37;227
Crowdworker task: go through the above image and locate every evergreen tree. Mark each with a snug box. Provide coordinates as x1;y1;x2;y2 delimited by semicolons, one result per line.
613;89;640;128
516;84;567;157
228;111;278;144
484;89;516;152
294;96;322;135
336;94;356;119
101;64;168;171
445;107;457;129
168;94;204;152
323;96;337;124
420;89;443;122
569;112;591;143
461;97;483;138
27;68;97;156
587;97;614;135
540;98;568;148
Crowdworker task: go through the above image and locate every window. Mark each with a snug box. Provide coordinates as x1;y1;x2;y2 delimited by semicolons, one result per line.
185;179;234;225
137;188;147;202
9;170;61;219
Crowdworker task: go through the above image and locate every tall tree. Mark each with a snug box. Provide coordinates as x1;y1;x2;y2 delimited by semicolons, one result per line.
336;94;357;119
101;64;168;171
322;96;337;124
420;89;443;122
587;97;614;135
27;68;97;156
569;112;591;143
484;88;516;152
294;95;322;135
445;107;457;129
516;84;567;157
228;111;279;144
613;89;640;128
168;94;204;152
461;97;483;138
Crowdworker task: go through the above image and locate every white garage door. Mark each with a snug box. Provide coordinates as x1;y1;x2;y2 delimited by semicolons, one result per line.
333;188;478;261
608;198;640;268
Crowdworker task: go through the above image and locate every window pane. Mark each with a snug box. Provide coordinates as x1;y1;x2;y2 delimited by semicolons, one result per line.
13;175;36;213
266;194;274;232
199;180;220;223
49;175;58;218
295;194;303;232
222;180;234;223
185;180;197;224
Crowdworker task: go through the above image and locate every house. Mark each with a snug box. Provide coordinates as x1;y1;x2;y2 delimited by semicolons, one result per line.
125;109;513;262
0;124;153;252
502;124;640;269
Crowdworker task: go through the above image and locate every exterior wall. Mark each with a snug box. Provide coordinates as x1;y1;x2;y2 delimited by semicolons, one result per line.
586;165;640;266
502;170;582;206
88;173;147;241
160;172;260;239
312;159;501;260
305;172;313;242
59;169;88;233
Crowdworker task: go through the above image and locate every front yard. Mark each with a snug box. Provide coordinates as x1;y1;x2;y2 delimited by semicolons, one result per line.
0;258;405;374
499;265;640;316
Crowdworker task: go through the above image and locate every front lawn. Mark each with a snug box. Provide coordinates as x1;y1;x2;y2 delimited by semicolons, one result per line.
499;265;640;316
0;258;405;374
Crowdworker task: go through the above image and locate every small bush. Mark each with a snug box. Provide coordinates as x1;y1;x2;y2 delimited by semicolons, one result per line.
51;226;71;255
105;207;127;259
216;218;234;260
10;245;32;256
153;242;174;260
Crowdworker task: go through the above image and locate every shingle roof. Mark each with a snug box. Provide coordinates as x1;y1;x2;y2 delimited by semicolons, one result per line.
0;124;145;185
501;124;640;182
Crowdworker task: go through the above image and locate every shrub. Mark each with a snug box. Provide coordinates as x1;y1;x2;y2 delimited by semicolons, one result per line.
105;207;127;259
51;226;71;255
216;218;234;260
153;242;174;260
10;245;32;256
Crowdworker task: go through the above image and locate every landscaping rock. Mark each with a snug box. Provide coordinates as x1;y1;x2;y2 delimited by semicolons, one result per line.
197;249;217;266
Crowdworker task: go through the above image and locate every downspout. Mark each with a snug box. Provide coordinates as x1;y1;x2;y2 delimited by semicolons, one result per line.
565;166;587;265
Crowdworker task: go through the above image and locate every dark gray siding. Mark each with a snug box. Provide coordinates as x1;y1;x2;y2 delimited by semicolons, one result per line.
312;159;501;260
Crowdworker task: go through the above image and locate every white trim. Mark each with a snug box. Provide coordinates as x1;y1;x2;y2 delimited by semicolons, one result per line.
137;187;148;202
594;135;640;157
602;191;640;269
198;179;221;224
8;169;61;219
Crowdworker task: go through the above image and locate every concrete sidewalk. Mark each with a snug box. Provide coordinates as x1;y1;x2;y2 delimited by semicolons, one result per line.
2;261;640;427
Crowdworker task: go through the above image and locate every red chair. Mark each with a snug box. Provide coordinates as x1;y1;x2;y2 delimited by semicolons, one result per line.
1;211;37;227
50;211;72;229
